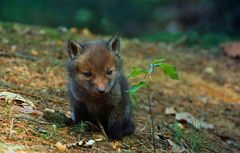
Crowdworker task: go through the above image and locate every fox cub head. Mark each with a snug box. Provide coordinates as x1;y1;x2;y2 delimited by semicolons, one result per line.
67;34;122;95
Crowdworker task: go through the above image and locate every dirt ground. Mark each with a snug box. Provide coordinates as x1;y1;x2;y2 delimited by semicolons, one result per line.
0;23;239;153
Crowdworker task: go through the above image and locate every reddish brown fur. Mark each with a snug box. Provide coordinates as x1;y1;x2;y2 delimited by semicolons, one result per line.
73;43;118;95
66;35;135;140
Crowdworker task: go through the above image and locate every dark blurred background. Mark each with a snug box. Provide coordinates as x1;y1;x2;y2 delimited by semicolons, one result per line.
0;0;239;39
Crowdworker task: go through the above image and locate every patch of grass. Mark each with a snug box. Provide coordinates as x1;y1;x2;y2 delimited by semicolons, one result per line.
42;110;68;127
41;132;51;140
43;28;61;39
140;31;238;48
39;124;61;141
141;32;183;43
71;121;89;134
51;124;60;139
170;122;216;153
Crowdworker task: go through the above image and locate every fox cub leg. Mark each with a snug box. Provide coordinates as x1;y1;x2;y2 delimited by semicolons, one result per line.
106;110;123;140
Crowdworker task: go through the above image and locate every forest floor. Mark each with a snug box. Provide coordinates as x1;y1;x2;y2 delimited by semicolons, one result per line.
0;23;239;153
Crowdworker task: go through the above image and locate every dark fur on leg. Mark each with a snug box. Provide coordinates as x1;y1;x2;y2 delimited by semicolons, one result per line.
65;117;75;126
107;121;123;140
72;102;95;123
122;119;135;136
69;90;96;124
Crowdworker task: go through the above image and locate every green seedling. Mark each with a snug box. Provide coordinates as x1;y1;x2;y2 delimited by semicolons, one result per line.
40;124;61;141
127;58;179;152
71;121;89;134
127;58;179;104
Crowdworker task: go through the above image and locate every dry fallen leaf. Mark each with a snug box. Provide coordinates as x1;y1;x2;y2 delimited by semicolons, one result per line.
112;141;122;152
67;139;96;148
44;108;55;113
55;141;67;151
165;107;177;115
30;49;39;56
85;140;95;146
176;112;214;130
93;134;106;142
0;92;36;109
165;108;214;130
11;105;43;117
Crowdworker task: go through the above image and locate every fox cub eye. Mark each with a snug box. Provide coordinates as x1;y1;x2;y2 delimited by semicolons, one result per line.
106;70;113;75
83;71;92;77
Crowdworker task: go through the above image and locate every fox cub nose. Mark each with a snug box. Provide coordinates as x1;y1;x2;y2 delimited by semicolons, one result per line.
97;85;106;94
97;88;105;94
95;81;107;94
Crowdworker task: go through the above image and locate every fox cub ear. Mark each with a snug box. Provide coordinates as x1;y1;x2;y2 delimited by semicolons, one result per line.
107;33;120;55
67;39;84;59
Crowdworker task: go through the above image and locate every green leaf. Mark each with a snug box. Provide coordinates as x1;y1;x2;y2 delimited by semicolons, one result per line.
127;81;147;94
129;92;140;107
151;58;165;67
160;63;179;80
128;66;148;78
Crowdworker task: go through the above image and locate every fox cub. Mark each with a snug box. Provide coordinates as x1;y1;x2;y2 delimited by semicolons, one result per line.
66;34;135;140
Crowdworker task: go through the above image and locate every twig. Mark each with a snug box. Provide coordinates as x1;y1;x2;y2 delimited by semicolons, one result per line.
174;137;192;153
139;122;148;132
96;117;108;141
202;145;218;153
92;146;109;153
147;63;156;153
133;135;150;151
8;103;14;139
8;117;14;139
